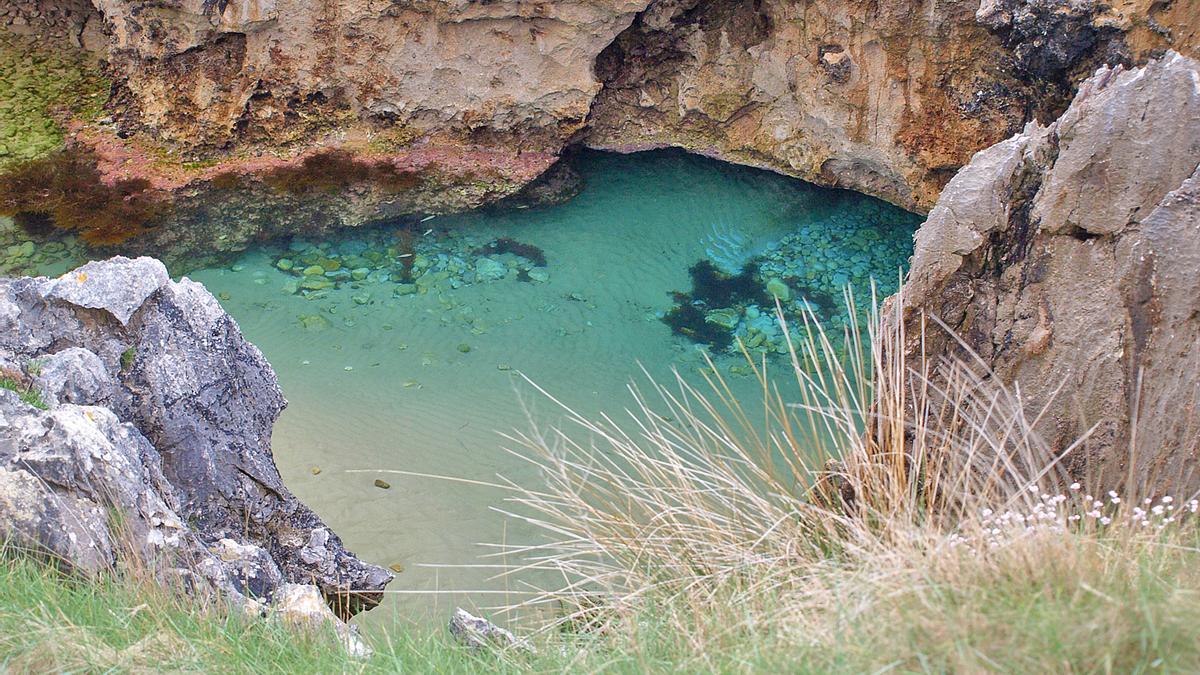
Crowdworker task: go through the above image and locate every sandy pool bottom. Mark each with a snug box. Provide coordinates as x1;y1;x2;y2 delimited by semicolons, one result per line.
176;150;917;627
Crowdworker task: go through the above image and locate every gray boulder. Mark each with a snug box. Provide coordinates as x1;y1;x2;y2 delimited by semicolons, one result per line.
449;607;531;653
0;256;391;619
33;347;114;407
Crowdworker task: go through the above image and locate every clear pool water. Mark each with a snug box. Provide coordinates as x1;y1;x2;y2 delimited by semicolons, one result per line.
0;149;921;625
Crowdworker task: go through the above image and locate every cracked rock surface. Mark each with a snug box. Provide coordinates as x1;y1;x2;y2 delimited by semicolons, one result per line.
900;52;1200;490
0;256;391;622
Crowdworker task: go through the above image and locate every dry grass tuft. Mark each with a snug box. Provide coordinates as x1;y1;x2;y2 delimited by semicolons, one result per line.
489;286;1200;671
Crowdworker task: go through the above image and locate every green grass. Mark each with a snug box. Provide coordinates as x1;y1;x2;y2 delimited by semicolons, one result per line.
0;553;525;673
0;377;46;410
2;532;1197;673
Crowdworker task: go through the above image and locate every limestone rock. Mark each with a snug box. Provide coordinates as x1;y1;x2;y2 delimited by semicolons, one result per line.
41;257;170;326
449;607;531;653
584;0;1194;212
33;347;114;407
0;460;114;575
89;0;653;153
0;257;392;618
898;52;1200;490
273;583;372;658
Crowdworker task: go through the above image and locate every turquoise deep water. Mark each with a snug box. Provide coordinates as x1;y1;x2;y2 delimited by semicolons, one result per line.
0;150;921;624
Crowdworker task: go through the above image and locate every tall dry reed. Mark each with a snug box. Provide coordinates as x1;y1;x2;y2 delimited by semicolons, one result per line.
486;286;1198;669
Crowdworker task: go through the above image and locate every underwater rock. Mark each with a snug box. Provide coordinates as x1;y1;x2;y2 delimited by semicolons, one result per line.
701;225;756;276
474;257;508;282
704;308;741;330
299;277;333;291
765;278;790;302
298;314;333;331
663;205;917;355
0;256;392;618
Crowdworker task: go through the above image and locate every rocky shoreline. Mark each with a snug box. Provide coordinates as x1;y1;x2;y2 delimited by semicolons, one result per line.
1;0;1196;266
0;0;1197;658
0;256;390;651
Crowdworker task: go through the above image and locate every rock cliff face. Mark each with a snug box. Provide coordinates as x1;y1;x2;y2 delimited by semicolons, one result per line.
1;0;657;266
92;0;651;154
0;257;392;622
583;0;1193;211
2;0;1195;264
900;52;1200;490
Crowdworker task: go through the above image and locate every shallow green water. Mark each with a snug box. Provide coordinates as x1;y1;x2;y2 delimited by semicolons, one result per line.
0;149;920;624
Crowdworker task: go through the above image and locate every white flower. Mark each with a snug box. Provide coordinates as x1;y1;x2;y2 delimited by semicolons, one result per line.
1162;496;1174;504
1069;482;1081;491
981;508;993;517
1100;516;1112;525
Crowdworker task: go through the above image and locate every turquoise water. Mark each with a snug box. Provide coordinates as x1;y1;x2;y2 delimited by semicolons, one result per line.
0;149;920;623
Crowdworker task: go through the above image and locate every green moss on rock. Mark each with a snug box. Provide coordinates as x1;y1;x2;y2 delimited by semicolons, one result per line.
0;35;109;172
